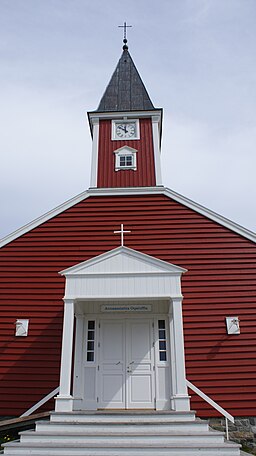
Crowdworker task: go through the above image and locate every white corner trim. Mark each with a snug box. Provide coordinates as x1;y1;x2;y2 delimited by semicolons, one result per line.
152;116;162;185
90;117;99;187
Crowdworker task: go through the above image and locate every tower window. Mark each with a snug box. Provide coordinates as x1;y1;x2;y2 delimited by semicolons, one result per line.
120;155;133;167
114;146;137;171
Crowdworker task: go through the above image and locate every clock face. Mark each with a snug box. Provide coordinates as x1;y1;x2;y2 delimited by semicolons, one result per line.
115;122;137;139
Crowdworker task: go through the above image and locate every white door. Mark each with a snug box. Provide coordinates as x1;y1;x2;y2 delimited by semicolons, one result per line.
99;320;126;409
98;319;155;409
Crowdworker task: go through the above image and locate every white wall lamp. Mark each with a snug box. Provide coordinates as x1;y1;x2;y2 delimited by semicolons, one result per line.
226;317;240;335
15;319;29;337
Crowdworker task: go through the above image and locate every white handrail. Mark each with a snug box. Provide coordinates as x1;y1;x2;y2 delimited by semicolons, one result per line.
20;386;60;417
186;379;234;440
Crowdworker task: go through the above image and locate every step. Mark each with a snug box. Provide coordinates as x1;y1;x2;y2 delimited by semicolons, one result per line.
20;430;225;444
2;441;241;455
50;410;196;424
36;419;209;433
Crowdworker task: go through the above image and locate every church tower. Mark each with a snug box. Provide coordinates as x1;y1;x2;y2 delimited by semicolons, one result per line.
88;39;163;189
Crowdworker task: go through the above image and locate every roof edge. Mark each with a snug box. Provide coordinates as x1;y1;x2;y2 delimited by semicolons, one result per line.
60;245;187;276
1;186;255;248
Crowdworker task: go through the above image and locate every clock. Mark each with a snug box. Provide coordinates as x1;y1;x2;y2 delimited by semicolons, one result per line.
112;120;139;140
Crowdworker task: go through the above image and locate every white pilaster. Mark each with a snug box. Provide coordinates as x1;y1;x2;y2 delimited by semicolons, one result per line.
73;314;84;409
151;115;162;186
90;117;99;188
169;298;190;411
55;299;75;412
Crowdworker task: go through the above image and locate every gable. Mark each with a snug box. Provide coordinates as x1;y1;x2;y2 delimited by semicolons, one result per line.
60;246;186;300
1;187;255;248
60;246;186;276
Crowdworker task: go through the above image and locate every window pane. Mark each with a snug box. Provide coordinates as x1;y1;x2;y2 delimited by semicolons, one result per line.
159;340;166;350
87;352;94;362
160;352;167;361
120;156;126;166
87;341;94;351
159;330;166;340
87;331;95;340
88;321;95;329
158;320;165;329
126;156;133;166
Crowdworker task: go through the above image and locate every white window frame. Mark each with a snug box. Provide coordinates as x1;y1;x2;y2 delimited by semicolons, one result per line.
112;119;140;141
114;146;137;171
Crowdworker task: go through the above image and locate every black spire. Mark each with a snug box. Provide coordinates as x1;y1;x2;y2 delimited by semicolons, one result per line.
95;47;156;112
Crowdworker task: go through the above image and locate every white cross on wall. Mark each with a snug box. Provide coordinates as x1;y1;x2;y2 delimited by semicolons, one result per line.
114;224;131;247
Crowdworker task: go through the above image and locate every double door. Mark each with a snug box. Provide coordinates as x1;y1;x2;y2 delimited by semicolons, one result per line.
98;318;155;409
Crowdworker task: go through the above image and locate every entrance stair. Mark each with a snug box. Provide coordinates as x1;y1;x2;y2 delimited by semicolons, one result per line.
2;410;241;455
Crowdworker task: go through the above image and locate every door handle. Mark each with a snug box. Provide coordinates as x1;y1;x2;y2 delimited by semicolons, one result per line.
116;361;121;365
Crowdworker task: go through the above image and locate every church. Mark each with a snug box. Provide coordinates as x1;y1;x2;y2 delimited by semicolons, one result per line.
0;35;255;454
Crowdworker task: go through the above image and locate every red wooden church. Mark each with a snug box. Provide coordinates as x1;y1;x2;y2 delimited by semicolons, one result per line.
0;37;255;455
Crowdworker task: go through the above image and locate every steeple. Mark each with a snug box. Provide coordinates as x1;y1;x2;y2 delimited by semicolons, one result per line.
96;48;156;113
88;43;163;190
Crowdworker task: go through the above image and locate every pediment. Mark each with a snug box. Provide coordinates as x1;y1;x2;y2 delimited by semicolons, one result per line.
60;246;186;277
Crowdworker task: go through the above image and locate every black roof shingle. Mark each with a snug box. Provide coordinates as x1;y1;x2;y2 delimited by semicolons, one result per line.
96;48;156;112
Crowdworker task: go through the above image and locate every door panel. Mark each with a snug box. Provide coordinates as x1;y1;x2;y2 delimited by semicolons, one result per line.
99;321;125;408
99;319;155;409
127;320;155;408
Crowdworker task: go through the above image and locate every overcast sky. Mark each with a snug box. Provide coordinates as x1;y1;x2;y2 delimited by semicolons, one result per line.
1;0;255;239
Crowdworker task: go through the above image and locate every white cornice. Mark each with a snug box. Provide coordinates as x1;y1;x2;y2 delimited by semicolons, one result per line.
88;109;162;120
1;186;255;248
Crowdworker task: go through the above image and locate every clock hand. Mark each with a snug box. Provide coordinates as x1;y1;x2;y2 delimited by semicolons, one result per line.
117;125;126;132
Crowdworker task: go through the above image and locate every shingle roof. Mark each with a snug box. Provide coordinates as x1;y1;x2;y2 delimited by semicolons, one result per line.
96;48;156;112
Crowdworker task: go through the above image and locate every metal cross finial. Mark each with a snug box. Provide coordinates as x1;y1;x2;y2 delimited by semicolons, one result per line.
118;22;132;49
114;224;131;247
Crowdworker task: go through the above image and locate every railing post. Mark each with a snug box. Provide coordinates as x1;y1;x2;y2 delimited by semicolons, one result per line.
225;417;229;440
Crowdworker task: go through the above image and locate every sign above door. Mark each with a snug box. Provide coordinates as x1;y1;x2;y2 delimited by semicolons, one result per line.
101;304;152;313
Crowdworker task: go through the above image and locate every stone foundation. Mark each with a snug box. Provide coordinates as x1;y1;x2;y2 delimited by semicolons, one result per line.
209;417;256;454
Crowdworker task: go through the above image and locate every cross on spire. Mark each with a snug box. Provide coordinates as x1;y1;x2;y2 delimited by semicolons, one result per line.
118;22;132;50
114;224;131;247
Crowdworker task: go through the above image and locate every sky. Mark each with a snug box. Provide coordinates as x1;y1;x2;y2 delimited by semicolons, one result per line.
0;0;256;239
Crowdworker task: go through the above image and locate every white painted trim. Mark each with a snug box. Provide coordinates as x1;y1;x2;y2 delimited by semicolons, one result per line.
169;298;190;411
1;186;255;248
56;299;74;412
111;119;140;140
89;109;163;121
90;117;99;188
0;189;91;247
113;146;137;171
59;245;187;276
186;379;234;424
20;386;60;417
152;115;162;185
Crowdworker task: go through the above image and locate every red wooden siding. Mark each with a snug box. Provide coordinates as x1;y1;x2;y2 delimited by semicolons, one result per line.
97;119;156;188
0;194;256;417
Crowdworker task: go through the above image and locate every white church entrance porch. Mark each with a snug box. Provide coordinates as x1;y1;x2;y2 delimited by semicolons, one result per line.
55;246;191;414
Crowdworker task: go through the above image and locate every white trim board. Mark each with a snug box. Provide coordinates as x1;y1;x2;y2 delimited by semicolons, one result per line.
1;186;255;248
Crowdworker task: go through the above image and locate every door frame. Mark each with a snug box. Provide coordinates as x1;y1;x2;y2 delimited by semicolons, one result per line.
72;311;172;411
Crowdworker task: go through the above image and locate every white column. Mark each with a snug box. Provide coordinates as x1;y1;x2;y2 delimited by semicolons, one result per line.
55;299;75;412
90;117;99;188
151;115;162;186
169;298;190;411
